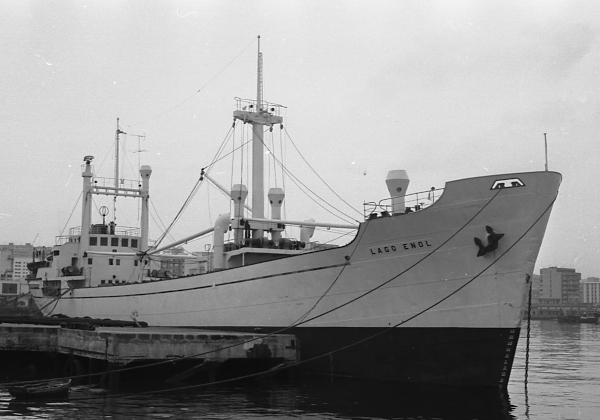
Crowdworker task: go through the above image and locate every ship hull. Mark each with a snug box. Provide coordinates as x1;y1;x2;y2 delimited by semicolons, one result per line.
30;171;561;387
227;326;519;387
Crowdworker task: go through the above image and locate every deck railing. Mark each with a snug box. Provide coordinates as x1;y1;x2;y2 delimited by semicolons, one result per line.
92;176;141;190
234;97;285;115
363;187;444;219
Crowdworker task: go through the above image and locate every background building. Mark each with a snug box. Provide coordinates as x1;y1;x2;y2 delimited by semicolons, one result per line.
581;277;600;304
531;267;597;318
0;243;34;282
539;267;581;304
0;243;38;306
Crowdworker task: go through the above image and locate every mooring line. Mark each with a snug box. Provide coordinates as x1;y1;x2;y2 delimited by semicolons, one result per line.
9;189;502;390
295;189;502;326
12;189;557;401
524;278;532;418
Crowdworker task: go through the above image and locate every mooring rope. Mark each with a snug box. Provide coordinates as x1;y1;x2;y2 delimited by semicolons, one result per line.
14;188;557;402
11;190;499;390
31;288;71;317
524;278;532;418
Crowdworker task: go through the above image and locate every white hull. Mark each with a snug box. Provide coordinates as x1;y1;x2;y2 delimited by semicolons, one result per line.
30;170;560;387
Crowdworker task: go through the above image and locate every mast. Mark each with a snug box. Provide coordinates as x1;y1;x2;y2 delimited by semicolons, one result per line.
233;35;284;239
257;35;263;114
139;166;152;253
79;156;94;267
252;36;265;228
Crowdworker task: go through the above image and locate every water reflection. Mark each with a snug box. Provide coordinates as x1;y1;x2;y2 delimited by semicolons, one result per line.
509;320;600;419
3;320;599;419
251;378;516;420
1;377;516;420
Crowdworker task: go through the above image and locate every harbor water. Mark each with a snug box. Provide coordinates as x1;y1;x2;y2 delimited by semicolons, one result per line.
0;320;597;419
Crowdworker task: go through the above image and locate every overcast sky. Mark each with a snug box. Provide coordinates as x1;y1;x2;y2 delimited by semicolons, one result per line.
1;1;599;277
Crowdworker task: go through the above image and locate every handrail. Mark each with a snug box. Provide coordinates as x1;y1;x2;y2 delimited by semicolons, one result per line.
234;97;286;115
92;176;141;190
363;187;444;219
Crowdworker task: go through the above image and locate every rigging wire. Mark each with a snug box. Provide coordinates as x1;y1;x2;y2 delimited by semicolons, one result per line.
149;198;177;244
153;125;236;249
271;129;279;188
24;187;503;388
127;38;257;129
251;124;359;224
151;106;358;242
30;187;557;401
91;140;115;182
316;228;356;245
204;137;251;169
280;125;287;221
59;193;83;237
283;126;363;218
152;176;202;250
122;133;140;182
206;179;213;227
149;203;175;242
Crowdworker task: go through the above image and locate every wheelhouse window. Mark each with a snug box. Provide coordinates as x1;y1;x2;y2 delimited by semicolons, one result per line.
131;239;138;248
111;238;119;247
89;237;97;246
42;280;61;297
100;237;108;246
122;238;129;248
88;258;93;265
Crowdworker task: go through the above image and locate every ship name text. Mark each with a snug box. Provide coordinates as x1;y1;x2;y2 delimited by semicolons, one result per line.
369;239;433;255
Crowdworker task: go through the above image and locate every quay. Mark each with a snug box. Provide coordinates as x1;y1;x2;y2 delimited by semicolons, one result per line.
0;322;298;391
526;301;600;320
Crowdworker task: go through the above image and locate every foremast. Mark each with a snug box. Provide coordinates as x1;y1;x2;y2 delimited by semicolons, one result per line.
232;35;284;239
76;153;152;280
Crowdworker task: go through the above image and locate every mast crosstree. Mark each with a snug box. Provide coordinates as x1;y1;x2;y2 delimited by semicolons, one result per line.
232;35;284;238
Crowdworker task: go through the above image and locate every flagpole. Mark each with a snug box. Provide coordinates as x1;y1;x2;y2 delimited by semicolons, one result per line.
544;133;548;171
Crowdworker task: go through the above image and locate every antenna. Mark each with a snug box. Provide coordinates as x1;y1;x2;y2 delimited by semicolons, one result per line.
254;35;265;223
131;133;148;221
257;35;263;112
131;133;148;174
115;118;127;190
114;118;127;226
544;132;548;171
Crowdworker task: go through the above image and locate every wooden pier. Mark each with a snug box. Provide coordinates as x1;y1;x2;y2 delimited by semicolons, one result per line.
0;323;298;391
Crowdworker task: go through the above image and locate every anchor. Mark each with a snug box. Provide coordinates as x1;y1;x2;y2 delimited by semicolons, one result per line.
474;225;504;257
